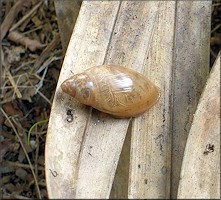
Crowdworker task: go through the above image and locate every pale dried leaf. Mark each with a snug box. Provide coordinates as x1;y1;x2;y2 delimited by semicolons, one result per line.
8;31;45;52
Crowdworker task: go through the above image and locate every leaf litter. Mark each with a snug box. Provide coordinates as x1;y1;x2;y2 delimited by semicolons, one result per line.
0;0;220;199
1;0;62;198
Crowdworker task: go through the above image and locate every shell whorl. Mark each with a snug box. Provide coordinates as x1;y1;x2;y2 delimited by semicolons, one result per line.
61;77;77;97
61;73;96;106
61;65;160;118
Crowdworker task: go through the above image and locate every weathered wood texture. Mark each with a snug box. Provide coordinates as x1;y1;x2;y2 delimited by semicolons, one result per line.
46;0;212;199
46;1;123;198
128;1;175;198
177;53;220;199
171;1;211;197
54;0;81;53
110;124;131;199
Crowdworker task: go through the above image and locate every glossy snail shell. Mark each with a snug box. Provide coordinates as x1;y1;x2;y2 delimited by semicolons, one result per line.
61;65;160;118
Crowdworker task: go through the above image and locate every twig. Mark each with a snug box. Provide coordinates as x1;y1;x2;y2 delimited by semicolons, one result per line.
5;160;44;171
14;72;24;99
3;193;31;199
0;94;14;104
4;1;12;16
211;24;221;34
36;90;52;105
2;86;37;89
22;108;35;119
36;56;62;74
8;31;45;52
12;60;36;73
23;25;43;35
31;34;60;73
35;66;48;94
10;1;43;32
0;107;42;199
0;49;4;91
210;49;217;58
212;2;221;7
1;0;26;41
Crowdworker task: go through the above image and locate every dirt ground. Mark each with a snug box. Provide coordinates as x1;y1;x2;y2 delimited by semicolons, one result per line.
0;0;220;199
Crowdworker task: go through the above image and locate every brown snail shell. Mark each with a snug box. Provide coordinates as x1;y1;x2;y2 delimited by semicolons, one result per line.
61;65;160;118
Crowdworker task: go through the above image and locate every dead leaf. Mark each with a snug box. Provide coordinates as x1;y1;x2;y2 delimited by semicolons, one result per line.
48;67;60;82
0;140;10;162
2;100;23;118
4;46;25;64
8;31;46;52
1;49;6;66
32;33;60;72
15;168;28;181
211;36;221;46
20;88;36;102
1;0;26;41
3;101;29;127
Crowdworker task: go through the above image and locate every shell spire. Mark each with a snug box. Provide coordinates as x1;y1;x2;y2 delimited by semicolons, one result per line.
61;65;160;118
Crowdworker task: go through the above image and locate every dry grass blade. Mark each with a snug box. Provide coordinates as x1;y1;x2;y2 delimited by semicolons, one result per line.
1;0;26;41
1;49;5;89
211;24;221;34
5;160;44;171
0;107;42;199
3;194;31;199
1;0;61;198
9;1;43;32
4;65;22;99
31;34;61;73
36;56;62;74
35;66;48;93
36;90;51;105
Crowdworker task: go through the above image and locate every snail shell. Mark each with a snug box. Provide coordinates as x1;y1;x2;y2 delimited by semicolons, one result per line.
61;65;160;118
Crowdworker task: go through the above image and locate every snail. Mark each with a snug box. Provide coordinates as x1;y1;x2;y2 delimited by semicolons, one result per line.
61;65;160;118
